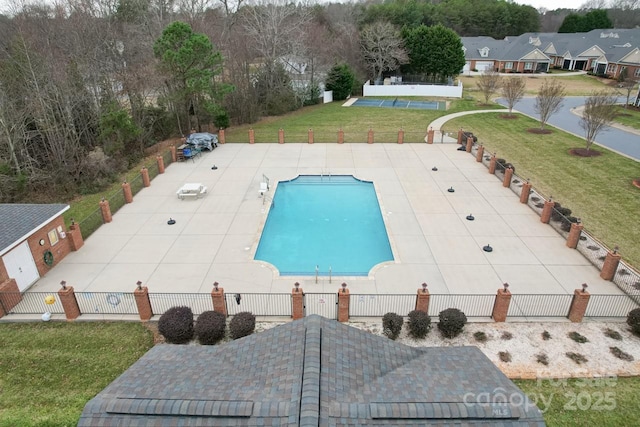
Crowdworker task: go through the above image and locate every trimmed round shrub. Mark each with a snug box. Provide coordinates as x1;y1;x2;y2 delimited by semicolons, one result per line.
438;308;467;339
158;306;194;344
229;311;256;340
195;310;227;345
382;312;404;340
407;310;432;339
627;308;640;334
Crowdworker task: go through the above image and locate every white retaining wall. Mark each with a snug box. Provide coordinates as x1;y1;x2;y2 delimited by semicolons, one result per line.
362;80;463;98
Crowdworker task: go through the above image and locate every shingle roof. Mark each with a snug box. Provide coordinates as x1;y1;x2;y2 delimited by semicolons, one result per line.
79;315;545;426
0;204;69;254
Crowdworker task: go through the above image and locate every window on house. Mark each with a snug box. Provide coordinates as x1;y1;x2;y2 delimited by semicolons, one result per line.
479;47;489;57
607;64;617;73
505;62;513;69
524;62;533;70
635;68;640;78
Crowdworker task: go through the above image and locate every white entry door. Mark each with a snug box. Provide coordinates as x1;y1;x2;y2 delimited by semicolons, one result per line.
3;241;40;291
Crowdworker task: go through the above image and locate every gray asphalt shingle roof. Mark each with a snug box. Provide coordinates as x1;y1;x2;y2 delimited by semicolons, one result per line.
0;204;69;254
462;28;640;64
79;315;545;426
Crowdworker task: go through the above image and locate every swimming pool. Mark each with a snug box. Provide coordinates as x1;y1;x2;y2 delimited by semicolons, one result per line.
254;175;394;276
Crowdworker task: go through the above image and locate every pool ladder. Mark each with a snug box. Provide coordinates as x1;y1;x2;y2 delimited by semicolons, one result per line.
320;169;331;181
315;265;332;284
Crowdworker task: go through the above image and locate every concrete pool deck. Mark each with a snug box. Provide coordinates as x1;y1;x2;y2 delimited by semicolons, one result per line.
28;143;624;297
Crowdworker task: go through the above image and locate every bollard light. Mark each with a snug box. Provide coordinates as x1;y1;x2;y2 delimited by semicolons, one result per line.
341;283;347;293
421;282;428;293
213;281;219;291
136;280;142;290
60;280;67;290
295;282;300;293
581;283;588;292
503;283;509;292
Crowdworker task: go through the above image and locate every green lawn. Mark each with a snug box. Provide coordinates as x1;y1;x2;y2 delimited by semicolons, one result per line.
614;105;640;130
515;377;640;426
0;322;154;427
443;112;640;268
224;98;502;143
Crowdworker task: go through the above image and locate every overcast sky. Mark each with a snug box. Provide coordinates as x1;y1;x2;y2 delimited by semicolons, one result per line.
512;0;585;10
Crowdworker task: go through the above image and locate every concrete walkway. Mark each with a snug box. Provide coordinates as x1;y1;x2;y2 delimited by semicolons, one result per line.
27;143;622;300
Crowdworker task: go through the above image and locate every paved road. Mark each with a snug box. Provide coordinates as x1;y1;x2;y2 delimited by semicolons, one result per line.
497;96;640;161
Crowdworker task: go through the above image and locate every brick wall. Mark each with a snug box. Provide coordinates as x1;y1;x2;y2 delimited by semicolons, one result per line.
0;215;72;283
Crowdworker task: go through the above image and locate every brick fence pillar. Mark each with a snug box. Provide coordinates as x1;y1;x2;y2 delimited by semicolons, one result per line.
466;136;473;152
249;129;255;144
600;249;622;281
457;128;463;144
0;279;22;319
211;282;227;316
338;283;350;322
134;282;153;321
67;221;84;251
367;129;374;144
397;129;404;144
568;285;590;322
503;167;513;187
122;181;133;203
476;144;484;162
141;167;150;187
415;283;430;313
520;181;532;204
338;129;344;144
156;155;165;174
58;283;81;320
292;283;304;320
308;128;314;144
540;199;554;224
219;129;225;144
99;198;112;223
566;222;584;249
427;127;434;144
170;145;177;163
278;128;284;144
488;154;497;174
492;284;512;322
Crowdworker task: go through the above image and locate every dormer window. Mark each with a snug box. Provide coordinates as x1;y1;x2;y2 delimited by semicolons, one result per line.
479;47;489;57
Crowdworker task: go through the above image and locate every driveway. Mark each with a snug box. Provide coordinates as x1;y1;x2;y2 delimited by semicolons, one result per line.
496;96;640;161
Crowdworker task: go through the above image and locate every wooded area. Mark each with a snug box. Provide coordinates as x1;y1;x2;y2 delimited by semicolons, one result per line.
0;0;637;203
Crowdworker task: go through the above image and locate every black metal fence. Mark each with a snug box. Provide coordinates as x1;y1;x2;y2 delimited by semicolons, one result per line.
4;291;638;321
465;140;640;304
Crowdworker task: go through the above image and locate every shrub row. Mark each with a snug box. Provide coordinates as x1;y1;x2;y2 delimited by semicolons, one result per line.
158;307;255;344
381;308;467;340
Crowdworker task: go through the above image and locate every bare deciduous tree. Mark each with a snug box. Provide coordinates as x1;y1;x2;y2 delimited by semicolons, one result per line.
501;77;526;115
579;90;618;152
617;67;639;109
534;79;565;130
360;21;408;83
476;69;502;104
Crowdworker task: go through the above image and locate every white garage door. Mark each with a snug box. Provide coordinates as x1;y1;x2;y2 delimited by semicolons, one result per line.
3;241;40;291
475;61;494;71
462;61;471;72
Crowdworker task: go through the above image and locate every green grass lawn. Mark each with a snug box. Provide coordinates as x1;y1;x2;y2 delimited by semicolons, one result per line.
614;105;640;130
224;98;502;143
0;322;153;427
515;377;640;426
443;112;640;268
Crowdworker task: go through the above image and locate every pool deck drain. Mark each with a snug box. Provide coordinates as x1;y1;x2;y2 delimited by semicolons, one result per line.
28;143;624;298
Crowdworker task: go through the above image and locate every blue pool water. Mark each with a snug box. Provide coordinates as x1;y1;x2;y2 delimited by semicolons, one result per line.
254;175;394;276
